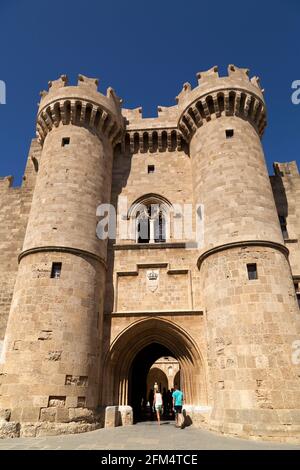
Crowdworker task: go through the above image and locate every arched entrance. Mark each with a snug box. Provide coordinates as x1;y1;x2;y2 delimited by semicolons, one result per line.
146;356;179;397
147;367;169;397
130;343;172;422
102;317;207;421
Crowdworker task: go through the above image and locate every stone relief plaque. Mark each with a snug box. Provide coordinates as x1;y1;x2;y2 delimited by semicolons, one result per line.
146;269;159;292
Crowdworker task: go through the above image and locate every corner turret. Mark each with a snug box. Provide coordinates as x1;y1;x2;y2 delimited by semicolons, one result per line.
177;64;266;141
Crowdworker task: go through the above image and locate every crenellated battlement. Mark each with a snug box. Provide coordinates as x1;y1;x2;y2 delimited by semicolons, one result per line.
177;64;266;141
176;64;264;104
120;128;186;154
0;176;13;189
37;74;125;147
119;65;266;146
121;103;185;153
273;161;299;177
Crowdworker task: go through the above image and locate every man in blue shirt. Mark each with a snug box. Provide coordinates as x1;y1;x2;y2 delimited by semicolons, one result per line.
172;384;184;427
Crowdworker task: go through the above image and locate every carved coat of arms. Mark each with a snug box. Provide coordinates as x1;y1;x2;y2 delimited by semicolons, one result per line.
146;270;159;292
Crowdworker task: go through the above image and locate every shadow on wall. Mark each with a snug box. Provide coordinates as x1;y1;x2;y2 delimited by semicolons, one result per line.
270;163;289;232
99;143;133;407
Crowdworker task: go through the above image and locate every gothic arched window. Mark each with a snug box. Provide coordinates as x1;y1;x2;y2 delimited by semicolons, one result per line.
136;205;166;243
128;195;171;244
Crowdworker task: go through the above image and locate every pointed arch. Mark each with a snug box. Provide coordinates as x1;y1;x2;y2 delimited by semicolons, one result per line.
127;194;173;243
127;193;173;219
102;317;208;408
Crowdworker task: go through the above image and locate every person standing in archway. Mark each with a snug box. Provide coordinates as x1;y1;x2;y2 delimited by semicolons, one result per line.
154;388;163;425
172;384;184;428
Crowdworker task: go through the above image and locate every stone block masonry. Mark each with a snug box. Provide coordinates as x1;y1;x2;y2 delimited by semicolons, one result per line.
0;66;300;442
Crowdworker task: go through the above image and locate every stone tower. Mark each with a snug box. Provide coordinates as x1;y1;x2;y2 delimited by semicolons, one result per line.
0;66;300;442
177;65;300;438
0;75;124;433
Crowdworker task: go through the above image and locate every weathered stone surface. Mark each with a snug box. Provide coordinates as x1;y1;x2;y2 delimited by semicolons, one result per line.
40;408;56;423
0;421;20;438
18;421;101;438
68;407;95;423
105;406;121;428
0;67;299;443
47;351;62;361
0;409;11;421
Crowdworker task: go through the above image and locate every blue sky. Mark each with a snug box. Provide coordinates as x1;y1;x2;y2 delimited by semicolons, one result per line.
0;0;299;185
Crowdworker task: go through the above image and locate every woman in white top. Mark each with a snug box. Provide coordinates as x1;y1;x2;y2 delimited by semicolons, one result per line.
154;389;163;425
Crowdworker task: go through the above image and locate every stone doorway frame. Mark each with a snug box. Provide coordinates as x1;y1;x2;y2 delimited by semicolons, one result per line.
101;317;208;409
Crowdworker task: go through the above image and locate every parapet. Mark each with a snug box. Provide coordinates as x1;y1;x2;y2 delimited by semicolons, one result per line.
36;65;268;153
177;64;266;141
121;104;185;154
119;65;267;152
273;161;299;177
0;176;13;189
177;65;264;106
122;103;179;129
37;75;125;146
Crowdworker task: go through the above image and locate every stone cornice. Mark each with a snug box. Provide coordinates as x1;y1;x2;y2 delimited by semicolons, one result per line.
178;87;266;142
108;309;204;317
18;246;107;268
37;75;124;147
113;242;188;250
197;240;289;270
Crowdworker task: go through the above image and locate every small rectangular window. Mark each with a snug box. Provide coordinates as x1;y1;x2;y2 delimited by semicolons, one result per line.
247;263;257;280
51;262;62;279
148;165;155;174
62;137;70;147
77;396;86;407
226;129;234;138
297;293;300;309
294;282;299;293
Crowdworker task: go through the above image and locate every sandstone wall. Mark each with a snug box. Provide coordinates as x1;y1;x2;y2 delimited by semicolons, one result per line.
0;66;299;440
0;139;40;343
270;161;300;277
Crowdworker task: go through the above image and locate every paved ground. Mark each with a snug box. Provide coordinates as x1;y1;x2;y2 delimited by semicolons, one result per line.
0;421;300;450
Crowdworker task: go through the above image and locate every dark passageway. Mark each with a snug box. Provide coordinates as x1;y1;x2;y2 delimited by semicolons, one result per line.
129;343;175;422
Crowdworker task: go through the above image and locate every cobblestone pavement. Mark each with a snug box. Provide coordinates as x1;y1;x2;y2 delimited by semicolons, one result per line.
0;421;300;450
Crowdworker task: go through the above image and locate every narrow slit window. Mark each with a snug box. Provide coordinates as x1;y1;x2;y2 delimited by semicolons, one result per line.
51;262;62;279
62;137;70;147
297;293;300;309
148;165;155;174
247;263;257;280
226;129;234;139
